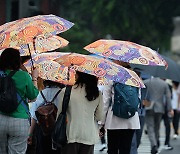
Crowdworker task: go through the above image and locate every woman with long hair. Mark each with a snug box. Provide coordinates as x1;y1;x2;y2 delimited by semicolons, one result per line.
0;48;39;154
57;71;103;154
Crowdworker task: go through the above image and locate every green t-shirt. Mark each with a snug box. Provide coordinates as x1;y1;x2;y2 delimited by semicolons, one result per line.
0;70;39;119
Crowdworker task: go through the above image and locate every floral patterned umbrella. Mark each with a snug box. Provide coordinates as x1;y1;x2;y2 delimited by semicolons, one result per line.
19;35;69;56
0;35;68;56
24;59;75;85
0;14;74;35
84;39;167;67
0;14;74;53
53;53;145;88
24;52;69;68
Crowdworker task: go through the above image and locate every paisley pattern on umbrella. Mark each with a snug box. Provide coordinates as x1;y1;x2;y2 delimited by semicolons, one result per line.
84;39;167;66
54;53;145;88
0;34;69;56
24;52;70;69
25;60;75;85
0;14;74;35
19;36;69;56
0;15;74;53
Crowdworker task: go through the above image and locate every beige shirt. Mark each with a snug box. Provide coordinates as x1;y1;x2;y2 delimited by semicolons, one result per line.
57;85;103;145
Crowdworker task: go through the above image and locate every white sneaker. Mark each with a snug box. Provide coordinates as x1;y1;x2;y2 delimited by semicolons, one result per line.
163;145;173;150
173;134;178;139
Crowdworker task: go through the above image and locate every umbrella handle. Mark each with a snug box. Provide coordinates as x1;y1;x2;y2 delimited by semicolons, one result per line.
33;37;37;54
67;64;74;81
67;66;70;80
27;44;35;69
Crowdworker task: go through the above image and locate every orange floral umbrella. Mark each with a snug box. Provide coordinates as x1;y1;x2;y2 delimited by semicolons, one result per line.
23;52;74;85
54;53;145;88
0;14;74;35
18;35;69;56
24;52;69;68
24;60;75;85
0;14;74;55
84;39;167;67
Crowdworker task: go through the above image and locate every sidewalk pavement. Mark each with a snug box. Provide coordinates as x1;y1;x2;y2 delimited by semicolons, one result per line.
94;122;180;154
160;137;180;154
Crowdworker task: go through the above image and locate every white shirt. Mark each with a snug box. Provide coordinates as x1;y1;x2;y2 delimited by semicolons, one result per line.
177;85;180;94
30;87;62;120
171;88;179;109
102;81;140;129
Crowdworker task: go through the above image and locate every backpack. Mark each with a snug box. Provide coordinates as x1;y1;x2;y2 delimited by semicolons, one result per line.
35;89;61;136
112;82;140;119
0;70;19;113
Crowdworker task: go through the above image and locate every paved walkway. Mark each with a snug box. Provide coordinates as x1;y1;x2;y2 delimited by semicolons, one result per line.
94;123;169;154
160;137;180;154
94;122;180;154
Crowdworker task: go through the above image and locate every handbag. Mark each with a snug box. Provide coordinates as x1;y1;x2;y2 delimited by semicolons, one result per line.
51;85;72;148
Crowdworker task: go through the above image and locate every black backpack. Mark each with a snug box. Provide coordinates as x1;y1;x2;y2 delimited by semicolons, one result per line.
0;70;19;113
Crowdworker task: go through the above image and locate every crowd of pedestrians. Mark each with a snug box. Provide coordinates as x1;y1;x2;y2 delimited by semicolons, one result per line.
0;48;180;154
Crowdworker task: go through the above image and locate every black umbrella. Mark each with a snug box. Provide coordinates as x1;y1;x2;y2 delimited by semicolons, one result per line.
130;55;180;82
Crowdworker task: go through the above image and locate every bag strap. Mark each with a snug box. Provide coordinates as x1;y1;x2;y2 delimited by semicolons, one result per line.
61;85;72;114
3;70;17;90
7;70;17;77
40;89;62;104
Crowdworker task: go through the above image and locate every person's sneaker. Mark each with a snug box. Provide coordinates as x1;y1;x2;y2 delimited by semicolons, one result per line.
163;145;173;150
99;146;106;152
151;146;158;154
173;134;178;139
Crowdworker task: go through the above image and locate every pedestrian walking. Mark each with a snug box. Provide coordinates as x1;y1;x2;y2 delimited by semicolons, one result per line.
57;71;103;154
101;61;140;154
144;77;172;154
171;81;180;139
28;80;65;154
0;48;39;154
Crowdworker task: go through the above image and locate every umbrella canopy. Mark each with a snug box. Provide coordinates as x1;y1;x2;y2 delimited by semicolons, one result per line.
24;52;69;69
130;55;180;82
53;53;145;88
84;39;167;66
2;35;68;56
0;14;74;35
24;59;75;85
19;35;69;56
0;14;74;53
23;52;74;85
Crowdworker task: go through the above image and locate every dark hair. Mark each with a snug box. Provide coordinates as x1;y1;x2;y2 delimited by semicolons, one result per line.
43;80;65;89
21;55;31;64
75;71;99;101
0;48;21;70
172;81;179;88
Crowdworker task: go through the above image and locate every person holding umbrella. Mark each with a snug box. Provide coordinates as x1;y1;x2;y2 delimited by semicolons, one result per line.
56;71;103;154
100;61;140;154
28;80;65;154
0;48;39;154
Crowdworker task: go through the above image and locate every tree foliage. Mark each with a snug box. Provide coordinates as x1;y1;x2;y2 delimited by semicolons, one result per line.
50;0;180;54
